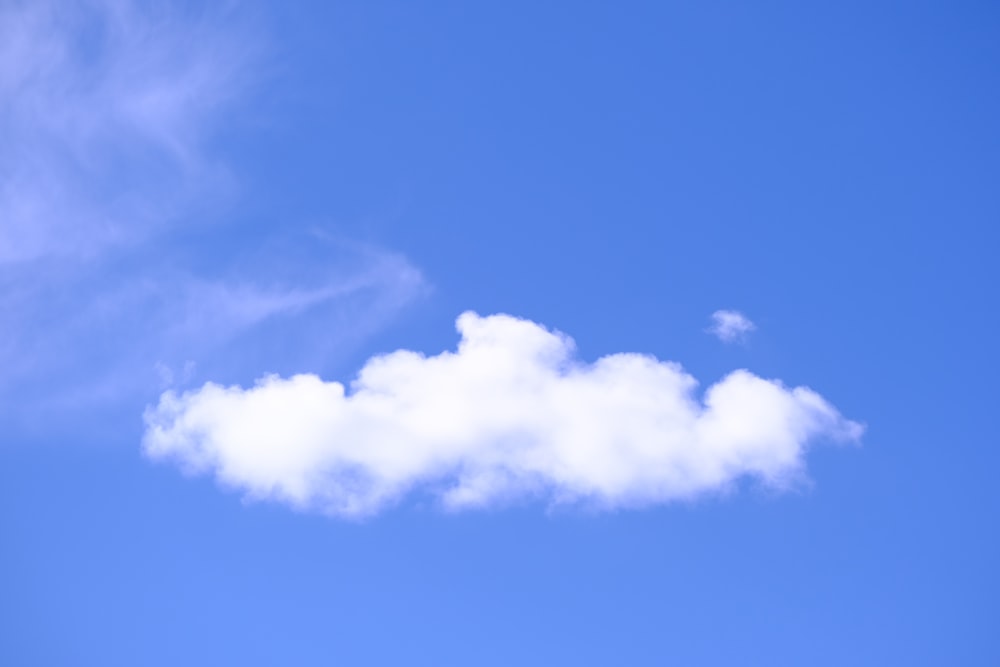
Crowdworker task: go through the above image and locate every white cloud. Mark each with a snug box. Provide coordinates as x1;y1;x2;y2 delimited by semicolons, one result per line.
144;312;863;517
0;2;426;434
0;237;425;431
708;310;757;343
0;0;257;263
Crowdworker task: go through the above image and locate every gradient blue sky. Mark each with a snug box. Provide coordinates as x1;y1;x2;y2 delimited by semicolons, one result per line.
2;1;998;664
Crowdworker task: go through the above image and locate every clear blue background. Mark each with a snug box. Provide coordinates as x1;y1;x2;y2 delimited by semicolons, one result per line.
3;2;998;664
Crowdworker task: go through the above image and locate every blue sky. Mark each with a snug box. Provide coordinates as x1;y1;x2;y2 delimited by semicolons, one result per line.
2;1;998;664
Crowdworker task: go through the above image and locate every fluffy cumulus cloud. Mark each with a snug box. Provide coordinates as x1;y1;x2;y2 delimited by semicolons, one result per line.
144;312;863;517
708;310;757;343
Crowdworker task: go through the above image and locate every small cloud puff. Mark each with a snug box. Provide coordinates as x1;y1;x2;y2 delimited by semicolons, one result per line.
143;312;862;518
708;310;757;343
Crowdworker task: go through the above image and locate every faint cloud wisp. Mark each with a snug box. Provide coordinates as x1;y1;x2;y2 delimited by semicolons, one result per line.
0;0;256;263
0;1;426;435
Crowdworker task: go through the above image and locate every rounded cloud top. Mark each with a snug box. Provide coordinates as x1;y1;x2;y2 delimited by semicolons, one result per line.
144;312;863;517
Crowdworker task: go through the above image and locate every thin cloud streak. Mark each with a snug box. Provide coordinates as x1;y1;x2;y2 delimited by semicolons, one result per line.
0;0;259;263
0;1;427;436
0;239;426;434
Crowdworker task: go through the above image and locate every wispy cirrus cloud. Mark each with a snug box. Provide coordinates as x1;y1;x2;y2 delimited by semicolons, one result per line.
0;0;257;263
0;1;425;434
0;240;425;427
144;312;862;517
